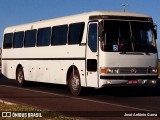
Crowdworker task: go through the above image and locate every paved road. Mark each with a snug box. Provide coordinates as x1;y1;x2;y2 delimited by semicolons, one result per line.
0;73;160;120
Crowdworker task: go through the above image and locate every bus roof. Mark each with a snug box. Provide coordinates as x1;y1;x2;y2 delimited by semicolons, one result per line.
4;11;152;33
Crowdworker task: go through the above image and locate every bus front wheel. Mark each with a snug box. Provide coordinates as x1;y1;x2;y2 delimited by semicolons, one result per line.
69;70;81;96
16;67;25;87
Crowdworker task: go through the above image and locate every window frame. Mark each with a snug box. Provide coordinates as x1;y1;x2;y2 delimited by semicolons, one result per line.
13;31;24;48
51;24;68;46
37;27;51;47
68;22;85;45
3;33;13;49
24;29;37;48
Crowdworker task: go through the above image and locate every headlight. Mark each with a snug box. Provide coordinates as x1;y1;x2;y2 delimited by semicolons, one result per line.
148;68;158;73
100;67;119;74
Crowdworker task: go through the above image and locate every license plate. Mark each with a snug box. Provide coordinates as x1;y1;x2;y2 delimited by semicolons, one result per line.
128;80;138;84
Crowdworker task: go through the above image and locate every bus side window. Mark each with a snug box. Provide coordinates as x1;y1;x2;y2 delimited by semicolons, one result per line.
13;31;24;48
24;29;37;47
37;27;51;46
3;33;13;49
51;25;68;46
68;22;85;45
88;23;97;52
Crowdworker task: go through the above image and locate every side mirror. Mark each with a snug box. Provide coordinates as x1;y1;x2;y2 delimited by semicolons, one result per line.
154;24;157;40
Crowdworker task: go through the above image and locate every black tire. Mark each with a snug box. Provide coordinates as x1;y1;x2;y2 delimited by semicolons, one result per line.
16;67;25;87
69;70;81;96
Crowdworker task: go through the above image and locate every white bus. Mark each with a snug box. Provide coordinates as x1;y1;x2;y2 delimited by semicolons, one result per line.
2;11;158;96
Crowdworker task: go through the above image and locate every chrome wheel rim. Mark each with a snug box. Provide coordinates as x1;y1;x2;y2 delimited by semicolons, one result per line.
17;70;24;83
71;75;80;91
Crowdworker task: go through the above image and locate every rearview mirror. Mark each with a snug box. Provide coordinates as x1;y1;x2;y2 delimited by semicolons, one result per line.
154;24;157;40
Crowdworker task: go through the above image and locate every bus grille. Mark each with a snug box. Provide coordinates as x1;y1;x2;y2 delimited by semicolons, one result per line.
119;68;147;74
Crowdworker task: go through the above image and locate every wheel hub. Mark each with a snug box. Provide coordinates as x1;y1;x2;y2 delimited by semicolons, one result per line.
18;71;23;83
71;76;80;91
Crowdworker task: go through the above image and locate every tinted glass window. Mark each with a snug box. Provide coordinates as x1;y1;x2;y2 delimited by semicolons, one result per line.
3;33;13;49
88;23;97;52
51;25;68;45
101;21;156;53
24;29;37;47
13;31;24;48
37;27;51;46
68;22;85;45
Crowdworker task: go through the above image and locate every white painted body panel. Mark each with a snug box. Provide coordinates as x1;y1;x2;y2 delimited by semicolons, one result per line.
98;51;158;88
2;45;87;86
99;52;158;68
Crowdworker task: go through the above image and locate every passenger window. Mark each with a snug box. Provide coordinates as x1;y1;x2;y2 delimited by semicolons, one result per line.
68;22;85;45
37;27;51;46
24;29;37;47
88;23;97;52
51;25;68;45
13;31;24;48
3;33;13;49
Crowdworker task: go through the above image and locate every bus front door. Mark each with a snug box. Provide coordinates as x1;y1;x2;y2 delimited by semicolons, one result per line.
86;22;99;87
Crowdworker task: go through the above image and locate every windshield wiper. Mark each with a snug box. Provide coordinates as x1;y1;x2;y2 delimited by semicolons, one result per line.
129;22;135;52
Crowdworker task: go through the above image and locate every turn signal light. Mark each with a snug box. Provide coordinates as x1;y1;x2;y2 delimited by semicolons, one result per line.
100;67;119;74
100;68;107;74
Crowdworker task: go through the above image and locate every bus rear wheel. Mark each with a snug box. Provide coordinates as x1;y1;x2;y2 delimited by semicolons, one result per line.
69;70;81;96
16;67;25;87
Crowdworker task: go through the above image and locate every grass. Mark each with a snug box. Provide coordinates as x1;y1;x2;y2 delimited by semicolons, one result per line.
0;101;39;111
0;101;74;120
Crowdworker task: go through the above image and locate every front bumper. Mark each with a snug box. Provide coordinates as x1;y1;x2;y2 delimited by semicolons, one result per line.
100;75;158;80
99;75;158;87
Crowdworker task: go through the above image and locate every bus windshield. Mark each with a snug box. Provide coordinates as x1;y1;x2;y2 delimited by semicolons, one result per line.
101;20;157;53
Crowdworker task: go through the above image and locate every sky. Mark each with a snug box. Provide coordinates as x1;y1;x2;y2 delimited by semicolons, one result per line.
0;0;160;52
